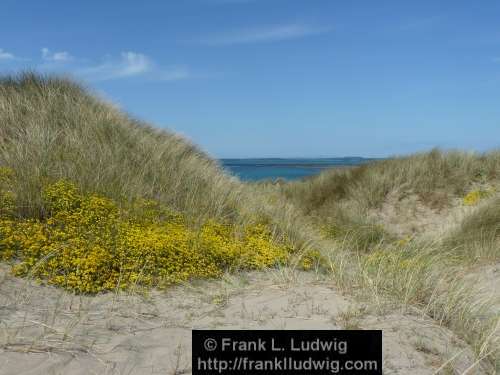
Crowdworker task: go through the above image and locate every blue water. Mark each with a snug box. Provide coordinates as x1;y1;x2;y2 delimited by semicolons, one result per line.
221;157;375;181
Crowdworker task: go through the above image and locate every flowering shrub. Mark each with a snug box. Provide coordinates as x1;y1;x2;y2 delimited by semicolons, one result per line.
463;189;492;206
0;168;17;260
0;172;290;293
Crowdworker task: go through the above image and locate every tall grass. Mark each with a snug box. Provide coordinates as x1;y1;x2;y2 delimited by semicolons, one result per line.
279;149;500;371
444;196;500;262
0;73;323;255
320;236;499;372
1;72;498;370
0;73;244;223
282;149;500;215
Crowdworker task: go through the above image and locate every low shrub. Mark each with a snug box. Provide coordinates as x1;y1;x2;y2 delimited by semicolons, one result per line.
0;173;290;293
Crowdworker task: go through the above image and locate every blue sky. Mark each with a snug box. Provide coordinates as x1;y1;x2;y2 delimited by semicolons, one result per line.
1;0;499;158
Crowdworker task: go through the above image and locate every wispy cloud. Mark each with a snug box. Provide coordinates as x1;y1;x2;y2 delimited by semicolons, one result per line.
77;51;189;82
0;48;16;61
0;48;190;82
41;47;74;62
79;52;153;80
197;24;331;45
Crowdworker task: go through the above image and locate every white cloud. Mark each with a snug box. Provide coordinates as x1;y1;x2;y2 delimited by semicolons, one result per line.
52;51;72;61
117;51;152;76
0;48;15;60
0;47;188;83
78;51;189;82
78;51;153;81
198;24;331;45
41;47;73;62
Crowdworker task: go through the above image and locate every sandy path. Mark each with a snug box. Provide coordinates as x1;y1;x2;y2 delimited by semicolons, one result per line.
0;266;490;375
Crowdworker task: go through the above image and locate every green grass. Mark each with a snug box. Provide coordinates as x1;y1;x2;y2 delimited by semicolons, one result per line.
0;72;320;256
281;150;500;371
1;72;499;371
444;196;500;262
0;73;239;223
281;148;500;214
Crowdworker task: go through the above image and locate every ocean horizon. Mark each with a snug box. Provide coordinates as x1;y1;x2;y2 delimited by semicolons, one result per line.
220;157;377;181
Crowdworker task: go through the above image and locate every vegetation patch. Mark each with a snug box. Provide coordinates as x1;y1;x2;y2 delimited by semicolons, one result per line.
323;221;389;253
463;188;494;206
0;173;290;293
1;73;499;370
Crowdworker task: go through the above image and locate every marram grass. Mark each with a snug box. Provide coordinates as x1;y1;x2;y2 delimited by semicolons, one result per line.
1;73;499;369
0;72;320;264
0;170;291;293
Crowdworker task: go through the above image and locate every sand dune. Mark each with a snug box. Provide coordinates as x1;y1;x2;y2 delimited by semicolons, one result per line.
0;266;494;375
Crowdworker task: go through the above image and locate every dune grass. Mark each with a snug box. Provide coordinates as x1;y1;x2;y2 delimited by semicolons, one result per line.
0;73;241;223
0;73;320;292
443;196;500;261
324;235;499;367
1;72;499;371
0;73;322;255
282;149;500;214
277;150;500;371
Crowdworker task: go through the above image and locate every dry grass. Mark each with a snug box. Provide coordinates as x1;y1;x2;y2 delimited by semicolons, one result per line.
317;236;499;372
0;72;319;257
281;148;500;214
272;149;500;371
0;72;239;223
1;72;499;372
444;196;500;261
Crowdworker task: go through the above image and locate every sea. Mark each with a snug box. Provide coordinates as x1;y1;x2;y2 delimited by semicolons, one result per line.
220;157;376;181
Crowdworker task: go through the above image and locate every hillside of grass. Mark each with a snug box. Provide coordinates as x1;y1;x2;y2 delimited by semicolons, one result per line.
278;150;500;370
0;73;240;221
283;149;500;213
279;150;500;244
1;73;498;371
0;73;320;292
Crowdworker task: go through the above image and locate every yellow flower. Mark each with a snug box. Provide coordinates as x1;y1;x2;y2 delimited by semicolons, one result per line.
463;189;492;206
1;176;292;293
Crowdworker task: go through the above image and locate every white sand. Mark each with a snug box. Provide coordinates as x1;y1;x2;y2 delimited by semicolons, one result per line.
0;266;492;374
